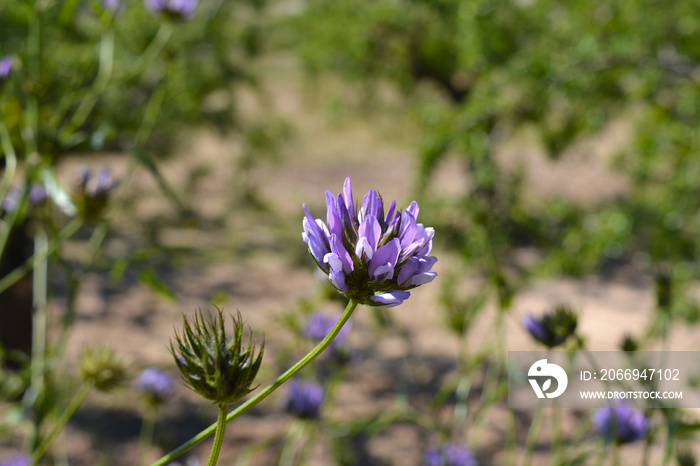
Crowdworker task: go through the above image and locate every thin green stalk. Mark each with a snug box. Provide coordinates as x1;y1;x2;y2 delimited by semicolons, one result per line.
27;229;48;451
278;419;304;466
149;299;359;466
0;121;17;205
31;382;92;465
137;407;158;466
206;404;229;466
129;24;174;77
521;406;545;466
0;217;83;294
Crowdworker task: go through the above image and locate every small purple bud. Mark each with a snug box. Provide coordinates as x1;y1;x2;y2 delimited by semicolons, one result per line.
284;380;324;420
0;56;12;82
135;367;176;405
424;443;478;466
1;185;22;212
28;184;46;206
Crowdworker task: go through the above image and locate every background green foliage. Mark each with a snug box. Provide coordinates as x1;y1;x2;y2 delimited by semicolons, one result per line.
296;0;700;305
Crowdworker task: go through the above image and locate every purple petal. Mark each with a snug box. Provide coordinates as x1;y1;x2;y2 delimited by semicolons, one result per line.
384;200;396;226
368;238;400;281
328;270;348;293
397;256;437;286
355;214;381;261
326;191;343;238
370;290;411;307
405;200;419;218
523;314;547;341
326;234;353;274
361;189;383;221
343;177;357;226
399;210;418;250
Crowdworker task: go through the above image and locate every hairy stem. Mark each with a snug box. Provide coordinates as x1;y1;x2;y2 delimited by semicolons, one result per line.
206;404;229;466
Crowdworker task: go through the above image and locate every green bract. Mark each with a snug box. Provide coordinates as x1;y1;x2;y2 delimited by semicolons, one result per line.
171;309;264;405
79;346;129;392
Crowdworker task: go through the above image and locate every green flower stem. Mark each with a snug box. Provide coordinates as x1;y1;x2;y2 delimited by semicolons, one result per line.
136;407;158;466
206;403;229;466
28;229;48;452
150;299;359;466
521;405;545;466
0;217;83;294
31;382;92;465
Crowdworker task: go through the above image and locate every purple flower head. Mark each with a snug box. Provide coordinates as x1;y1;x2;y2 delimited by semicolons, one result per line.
0;454;30;466
592;401;648;444
144;0;198;20
522;305;578;348
424;443;478;466
1;185;22;212
135;367;176;406
0;56;12;82
302;177;437;307
284;379;324;420
77;166;117;222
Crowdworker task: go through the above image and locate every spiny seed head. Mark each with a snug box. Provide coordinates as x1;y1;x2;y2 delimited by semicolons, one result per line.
523;304;578;348
80;346;129;392
171;308;264;405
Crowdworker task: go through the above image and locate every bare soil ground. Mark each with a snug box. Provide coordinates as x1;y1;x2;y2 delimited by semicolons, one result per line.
4;54;700;465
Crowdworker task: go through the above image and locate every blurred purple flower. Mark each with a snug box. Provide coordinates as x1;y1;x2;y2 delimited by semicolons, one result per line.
103;0;126;14
592;401;648;444
85;167;115;197
424;443;478;466
522;306;577;348
0;454;30;466
284;380;324;420
1;185;22;212
28;184;46;206
0;56;12;82
304;311;354;362
144;0;198;20
76;166;117;222
302;177;437;307
135;367;176;406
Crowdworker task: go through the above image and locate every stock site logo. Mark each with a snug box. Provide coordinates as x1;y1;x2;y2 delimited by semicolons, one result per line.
528;359;568;399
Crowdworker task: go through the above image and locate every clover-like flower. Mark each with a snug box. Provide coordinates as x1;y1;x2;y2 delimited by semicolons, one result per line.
592;401;648;444
284;379;324;420
302;177;437;307
135;367;176;407
171;309;264;405
523;305;578;348
424;443;478;466
80;346;129;392
144;0;198;20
